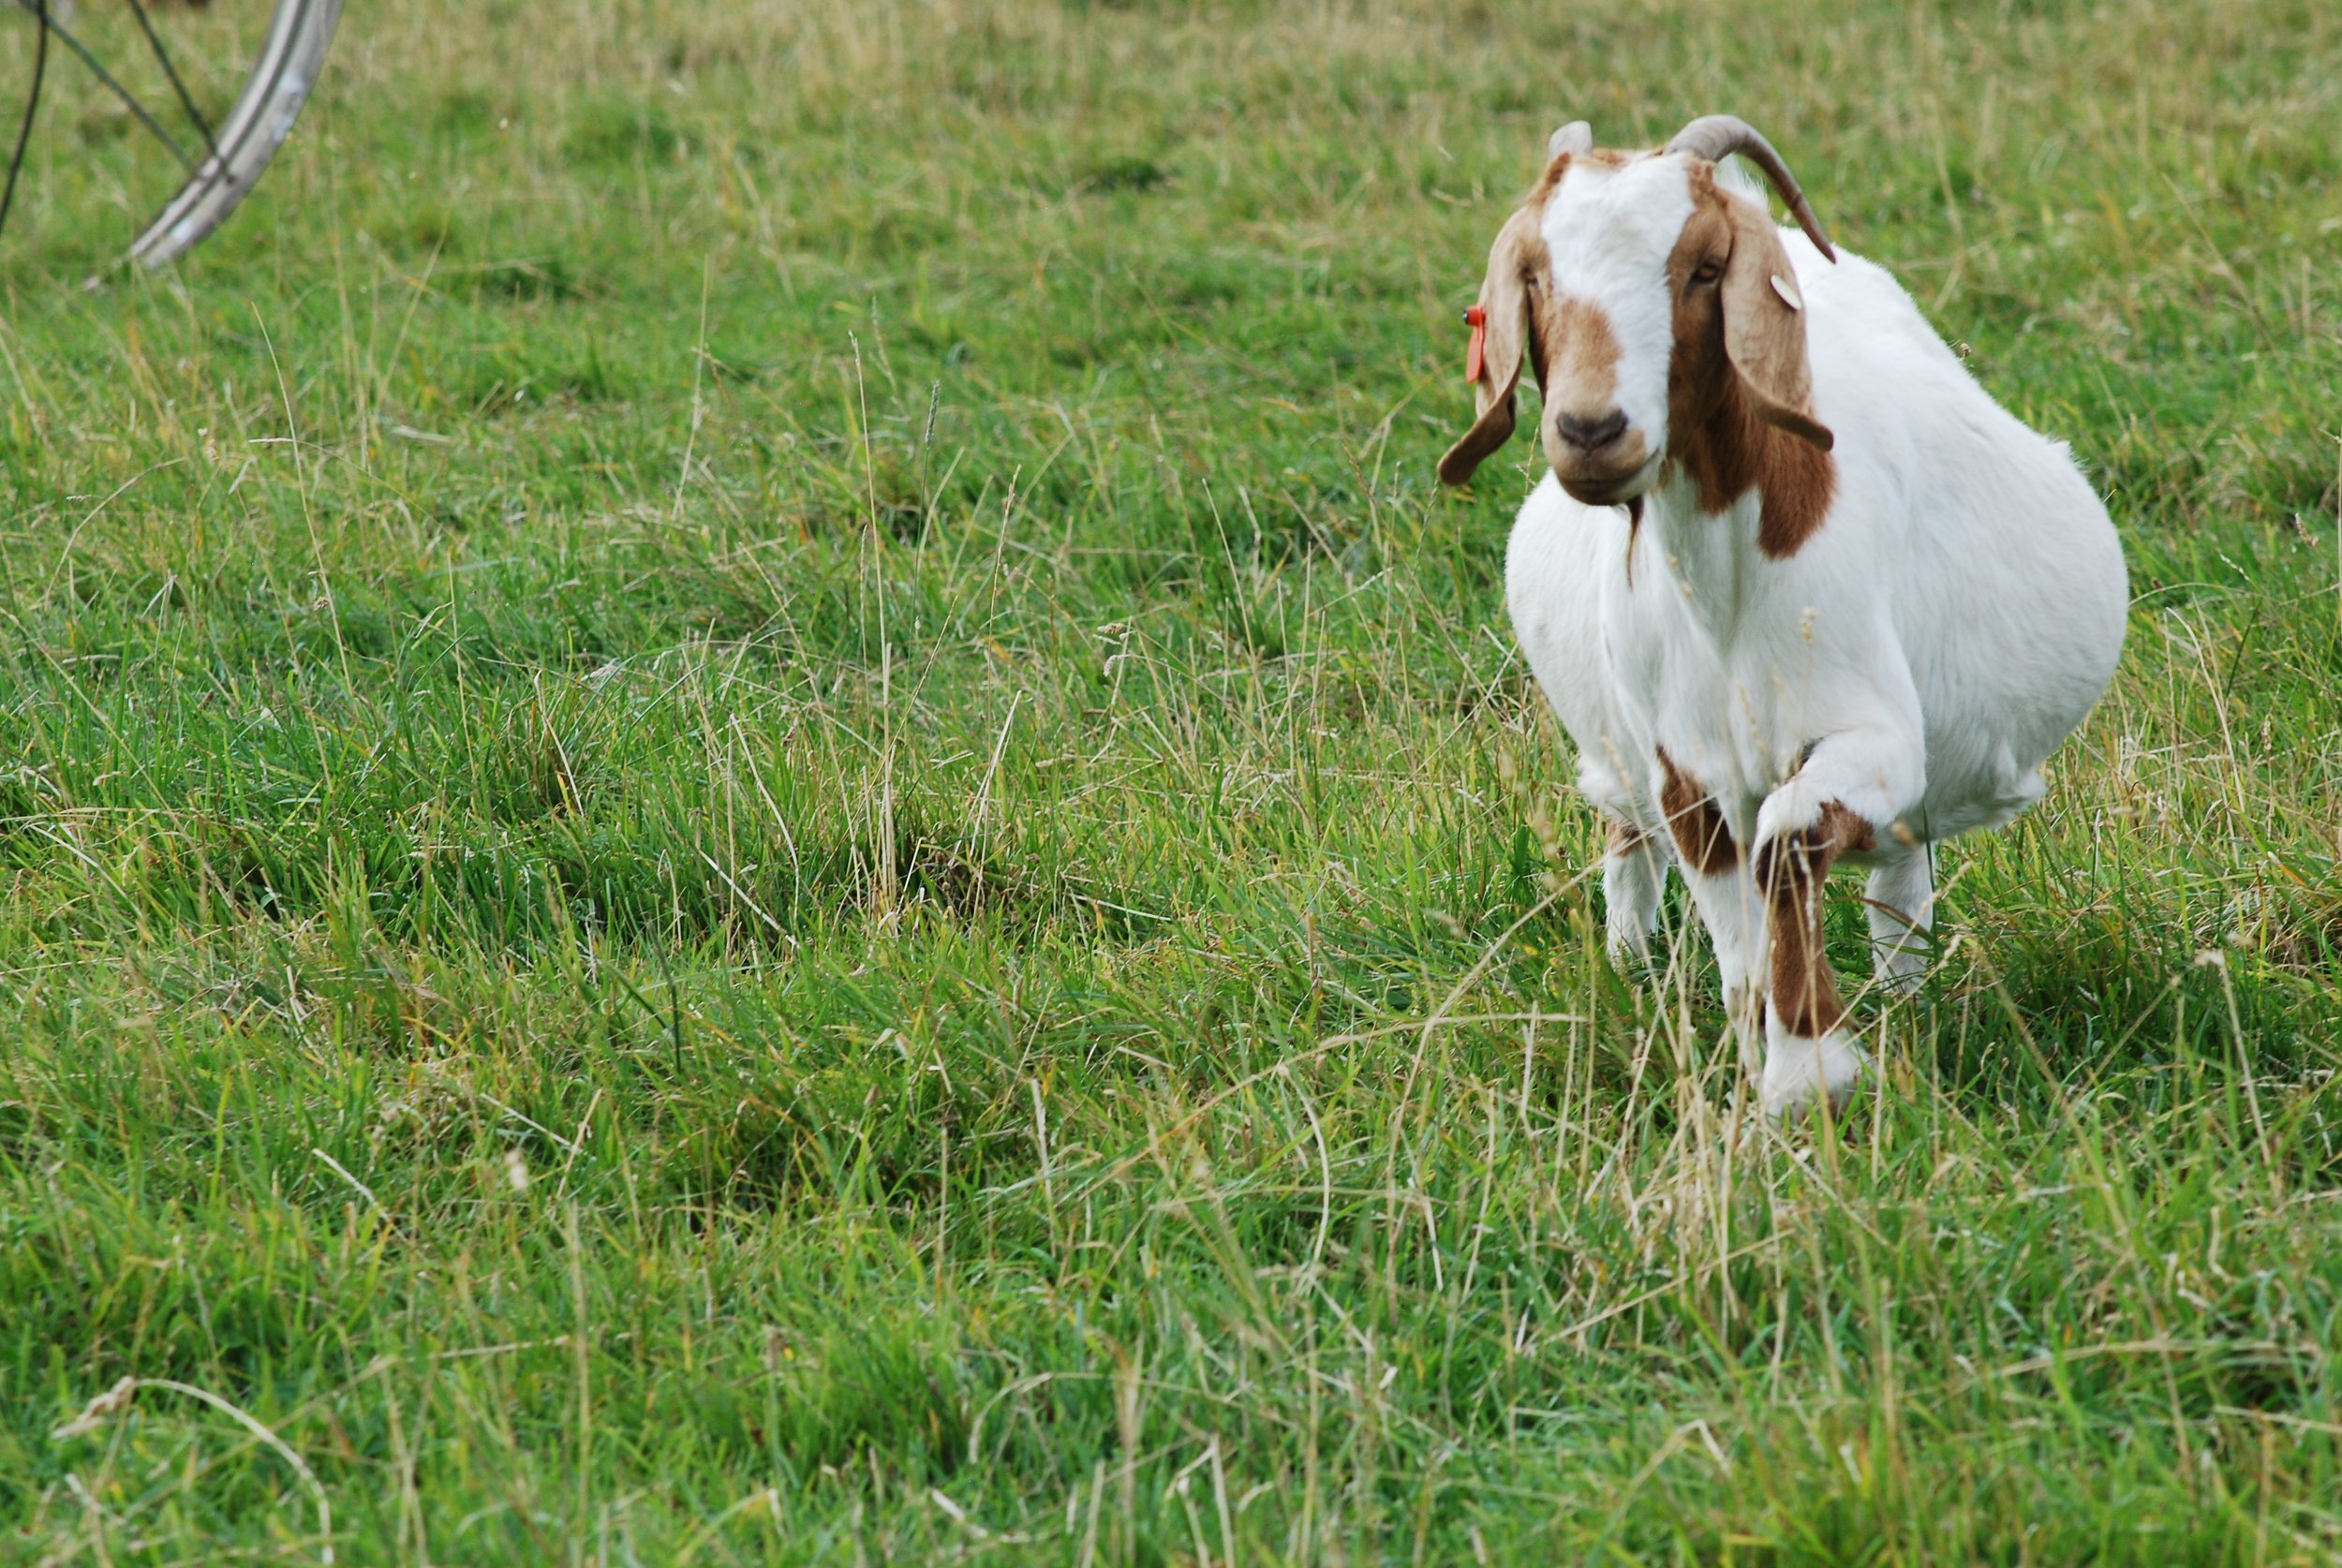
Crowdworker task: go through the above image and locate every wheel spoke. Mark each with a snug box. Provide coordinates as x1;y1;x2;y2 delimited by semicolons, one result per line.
0;0;341;261
0;0;51;243
10;0;196;171
123;0;220;162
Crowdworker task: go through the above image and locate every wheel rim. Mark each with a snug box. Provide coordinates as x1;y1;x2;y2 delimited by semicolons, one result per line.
129;0;343;267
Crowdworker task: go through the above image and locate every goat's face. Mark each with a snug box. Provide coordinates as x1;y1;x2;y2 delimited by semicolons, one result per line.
1438;118;1837;500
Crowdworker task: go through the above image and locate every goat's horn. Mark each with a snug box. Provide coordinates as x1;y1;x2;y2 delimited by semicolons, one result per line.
1665;114;1837;262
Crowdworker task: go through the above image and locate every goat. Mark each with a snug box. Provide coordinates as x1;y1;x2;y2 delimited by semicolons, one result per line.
1441;115;2127;1118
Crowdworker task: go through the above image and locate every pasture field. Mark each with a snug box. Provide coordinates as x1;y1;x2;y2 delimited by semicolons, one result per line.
3;0;2340;1561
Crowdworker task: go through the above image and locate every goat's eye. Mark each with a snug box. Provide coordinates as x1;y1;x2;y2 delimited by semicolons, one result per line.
1689;259;1726;288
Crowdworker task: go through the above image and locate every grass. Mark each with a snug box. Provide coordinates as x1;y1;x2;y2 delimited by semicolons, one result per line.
0;0;2338;1560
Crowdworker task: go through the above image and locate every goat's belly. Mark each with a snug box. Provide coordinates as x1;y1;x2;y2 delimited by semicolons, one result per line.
1898;472;2128;836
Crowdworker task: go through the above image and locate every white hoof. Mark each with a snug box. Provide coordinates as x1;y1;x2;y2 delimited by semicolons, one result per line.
1759;1031;1869;1121
1605;923;1653;973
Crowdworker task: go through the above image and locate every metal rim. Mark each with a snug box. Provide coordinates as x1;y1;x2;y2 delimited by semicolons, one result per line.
130;0;344;267
0;0;343;265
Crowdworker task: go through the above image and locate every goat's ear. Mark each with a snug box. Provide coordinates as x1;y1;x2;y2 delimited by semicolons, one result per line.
1720;198;1834;452
1439;207;1545;486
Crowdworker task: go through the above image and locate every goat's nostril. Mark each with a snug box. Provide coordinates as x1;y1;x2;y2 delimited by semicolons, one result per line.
1557;410;1629;451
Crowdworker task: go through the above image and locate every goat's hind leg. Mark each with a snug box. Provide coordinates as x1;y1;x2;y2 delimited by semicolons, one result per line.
1864;849;1934;995
1601;816;1669;968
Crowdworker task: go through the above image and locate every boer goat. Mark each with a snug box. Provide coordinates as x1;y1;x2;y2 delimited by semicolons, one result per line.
1442;115;2127;1117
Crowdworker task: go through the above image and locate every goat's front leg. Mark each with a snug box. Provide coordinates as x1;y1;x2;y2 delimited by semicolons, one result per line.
1681;860;1769;1086
1600;816;1669;967
1750;728;1924;1118
1656;777;1768;1084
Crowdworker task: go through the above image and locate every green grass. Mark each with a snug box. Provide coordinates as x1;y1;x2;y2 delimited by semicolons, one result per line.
1;0;2339;1560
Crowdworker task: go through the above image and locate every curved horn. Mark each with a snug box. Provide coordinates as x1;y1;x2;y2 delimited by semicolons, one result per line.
1665;114;1836;262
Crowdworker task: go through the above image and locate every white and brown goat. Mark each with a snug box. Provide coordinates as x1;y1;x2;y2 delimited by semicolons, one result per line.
1444;116;2127;1117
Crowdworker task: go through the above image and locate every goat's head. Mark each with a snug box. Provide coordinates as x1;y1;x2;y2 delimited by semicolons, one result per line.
1438;115;1837;504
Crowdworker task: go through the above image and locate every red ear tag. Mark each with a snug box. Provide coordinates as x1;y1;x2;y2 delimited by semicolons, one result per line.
1463;305;1487;384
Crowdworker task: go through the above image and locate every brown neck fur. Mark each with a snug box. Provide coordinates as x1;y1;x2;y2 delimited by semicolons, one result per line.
1668;377;1836;558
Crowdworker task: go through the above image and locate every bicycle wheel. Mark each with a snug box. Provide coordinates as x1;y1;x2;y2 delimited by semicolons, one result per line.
1;0;343;266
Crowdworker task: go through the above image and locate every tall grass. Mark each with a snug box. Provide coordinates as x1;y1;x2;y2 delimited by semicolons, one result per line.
1;0;2338;1561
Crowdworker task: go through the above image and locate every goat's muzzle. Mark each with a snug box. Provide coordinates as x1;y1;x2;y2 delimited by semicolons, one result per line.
1549;410;1653;505
1556;409;1627;451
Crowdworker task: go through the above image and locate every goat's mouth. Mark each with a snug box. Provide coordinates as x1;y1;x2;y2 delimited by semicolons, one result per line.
1556;452;1661;508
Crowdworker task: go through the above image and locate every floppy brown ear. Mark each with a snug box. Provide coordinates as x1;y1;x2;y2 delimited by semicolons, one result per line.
1720;198;1833;451
1438;206;1546;486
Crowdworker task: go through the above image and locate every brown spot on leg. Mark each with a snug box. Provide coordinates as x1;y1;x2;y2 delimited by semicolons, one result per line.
1769;884;1845;1038
1657;747;1738;877
1756;802;1875;1037
1605;817;1651;857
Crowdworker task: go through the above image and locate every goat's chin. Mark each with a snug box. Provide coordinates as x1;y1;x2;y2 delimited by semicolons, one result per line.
1556;456;1661;509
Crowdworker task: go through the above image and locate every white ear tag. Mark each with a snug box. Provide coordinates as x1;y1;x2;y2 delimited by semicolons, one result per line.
1770;274;1803;311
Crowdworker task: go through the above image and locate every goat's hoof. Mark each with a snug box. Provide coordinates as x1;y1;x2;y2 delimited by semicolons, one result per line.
1605;931;1655;978
1872;953;1928;998
1759;1032;1869;1122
